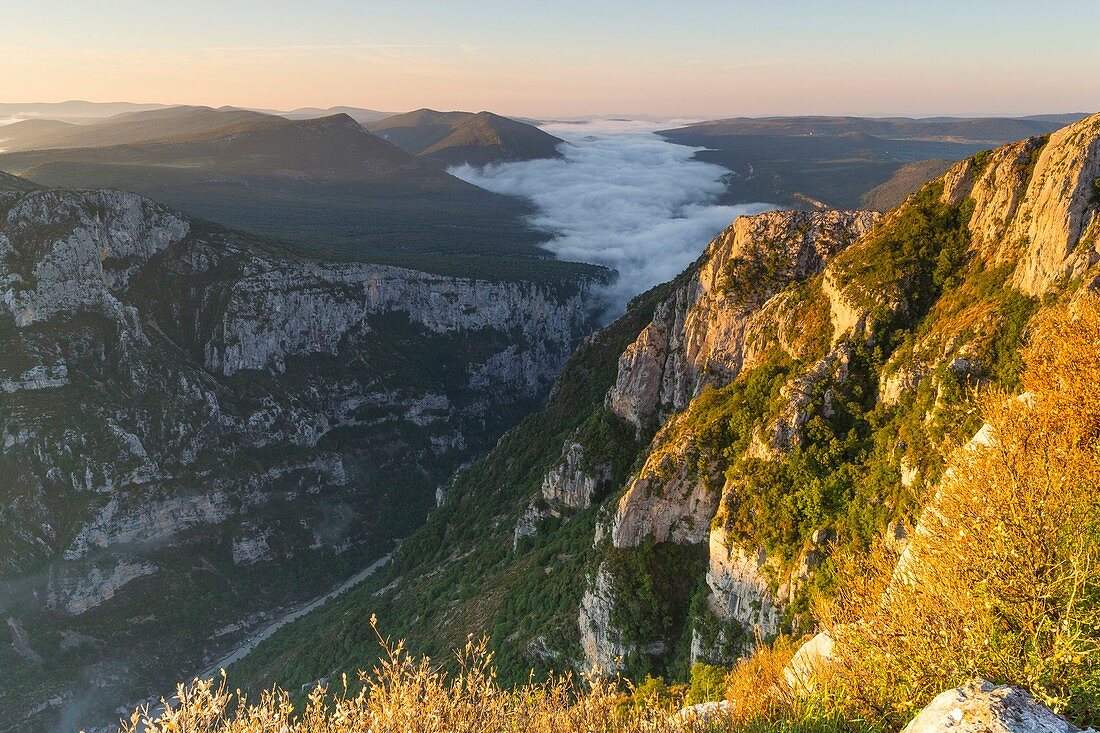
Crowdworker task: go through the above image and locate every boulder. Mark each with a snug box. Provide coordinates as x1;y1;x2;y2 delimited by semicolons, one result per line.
903;679;1089;733
669;699;732;727
783;631;836;693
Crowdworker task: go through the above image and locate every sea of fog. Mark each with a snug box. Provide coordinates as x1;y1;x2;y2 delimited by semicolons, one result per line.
449;119;775;315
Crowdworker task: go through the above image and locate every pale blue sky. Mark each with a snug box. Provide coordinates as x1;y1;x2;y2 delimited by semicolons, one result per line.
1;0;1097;116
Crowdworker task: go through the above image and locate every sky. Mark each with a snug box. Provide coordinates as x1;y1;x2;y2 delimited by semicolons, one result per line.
1;0;1098;117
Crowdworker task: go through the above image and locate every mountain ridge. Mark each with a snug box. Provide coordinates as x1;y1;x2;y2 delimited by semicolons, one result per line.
0;108;560;275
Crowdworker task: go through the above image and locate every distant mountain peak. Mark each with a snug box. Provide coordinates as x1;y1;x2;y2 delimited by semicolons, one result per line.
366;108;563;167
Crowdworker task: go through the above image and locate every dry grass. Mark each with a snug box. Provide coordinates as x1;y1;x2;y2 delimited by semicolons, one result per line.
120;617;729;733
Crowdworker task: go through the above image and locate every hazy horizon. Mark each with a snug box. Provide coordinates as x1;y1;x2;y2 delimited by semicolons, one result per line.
3;0;1097;118
0;101;1093;121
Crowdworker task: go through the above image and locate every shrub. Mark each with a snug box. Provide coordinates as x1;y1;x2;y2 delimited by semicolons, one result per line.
686;663;728;705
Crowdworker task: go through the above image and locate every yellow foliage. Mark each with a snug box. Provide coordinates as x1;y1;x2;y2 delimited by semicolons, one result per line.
823;295;1100;727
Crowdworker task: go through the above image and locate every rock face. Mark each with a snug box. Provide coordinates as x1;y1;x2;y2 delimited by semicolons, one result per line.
605;209;880;433
783;632;836;693
611;425;718;549
945;113;1100;296
902;680;1085;733
575;117;1100;675
694;528;780;663
578;565;629;673
203;257;582;394
581;209;878;671
0;188;604;730
46;558;159;615
541;441;605;513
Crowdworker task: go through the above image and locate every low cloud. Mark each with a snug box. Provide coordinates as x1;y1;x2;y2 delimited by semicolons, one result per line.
449;119;775;314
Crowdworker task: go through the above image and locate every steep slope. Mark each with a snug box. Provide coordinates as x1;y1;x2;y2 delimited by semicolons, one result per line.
0;171;37;192
0;106;272;152
860;158;953;211
231;113;1100;692
367;109;564;167
0;189;607;732
0;113;554;275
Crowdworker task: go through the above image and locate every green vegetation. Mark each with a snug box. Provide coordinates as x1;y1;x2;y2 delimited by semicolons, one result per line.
659;115;1077;210
228;282;671;693
366;108;564;167
834;182;973;321
685;663;729;705
605;540;708;678
860;158;954;211
825;299;1100;728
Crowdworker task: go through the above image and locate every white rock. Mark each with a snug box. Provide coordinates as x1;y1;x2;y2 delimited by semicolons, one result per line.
902;679;1087;733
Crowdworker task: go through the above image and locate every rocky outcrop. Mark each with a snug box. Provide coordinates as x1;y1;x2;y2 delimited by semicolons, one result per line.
669;700;732;727
47;558;159;615
610;425;717;548
541;441;605;513
705;529;779;635
0;190;190;328
582;209;879;673
902;680;1085;733
232;526;273;566
783;632;836;693
0;364;69;393
513;503;545;550
606;210;880;432
944;113;1100;296
692;527;780;664
204;259;588;396
754;344;851;458
578;565;629;673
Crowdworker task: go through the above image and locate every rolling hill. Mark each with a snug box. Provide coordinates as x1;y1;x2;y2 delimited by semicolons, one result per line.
0;110;561;276
0;106;272;152
278;106;395;124
0;100;172;125
659;114;1087;210
367;108;564;167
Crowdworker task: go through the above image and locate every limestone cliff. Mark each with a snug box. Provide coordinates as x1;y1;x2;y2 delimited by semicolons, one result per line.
605;209;880;433
0;188;604;731
578;114;1100;675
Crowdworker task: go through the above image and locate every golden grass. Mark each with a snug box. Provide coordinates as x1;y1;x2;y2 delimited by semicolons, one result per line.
120;618;728;733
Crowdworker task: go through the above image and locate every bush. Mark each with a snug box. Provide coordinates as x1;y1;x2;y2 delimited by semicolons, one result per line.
124;623;701;733
686;663;728;705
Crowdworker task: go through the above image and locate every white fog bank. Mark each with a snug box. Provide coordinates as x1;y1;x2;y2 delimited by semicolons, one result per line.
449;119;776;314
